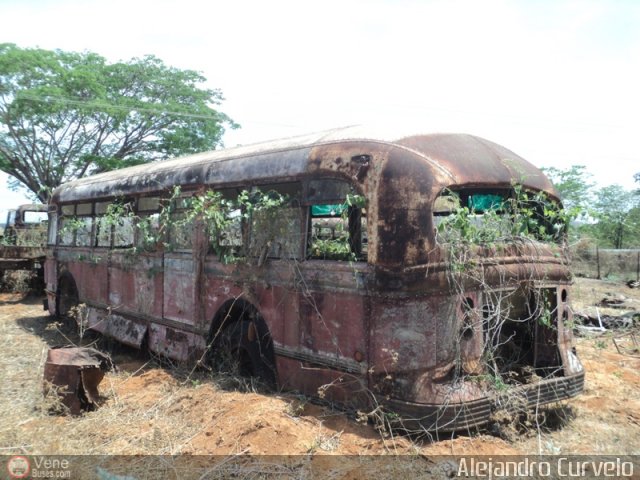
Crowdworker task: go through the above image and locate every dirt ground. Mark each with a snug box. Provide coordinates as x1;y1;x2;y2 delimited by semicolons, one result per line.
1;278;639;464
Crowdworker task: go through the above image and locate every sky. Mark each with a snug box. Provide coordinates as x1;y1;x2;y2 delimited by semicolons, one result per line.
1;0;639;218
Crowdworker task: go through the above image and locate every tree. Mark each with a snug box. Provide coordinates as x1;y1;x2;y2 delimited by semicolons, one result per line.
0;44;238;202
590;184;640;249
541;165;594;215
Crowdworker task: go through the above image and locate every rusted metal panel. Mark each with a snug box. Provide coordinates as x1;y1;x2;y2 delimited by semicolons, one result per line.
87;307;147;348
274;356;370;410
163;254;197;325
69;248;109;305
43;347;113;414
396;134;558;196
201;269;246;331
147;323;207;362
44;256;58;315
51;145;313;203
383;372;584;432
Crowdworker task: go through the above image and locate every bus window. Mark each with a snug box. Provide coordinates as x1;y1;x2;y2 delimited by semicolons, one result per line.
306;178;366;261
249;207;302;260
59;217;75;246
95;217;112;247
138;196;160;212
168;212;193;250
307;179;351;203
216;209;242;248
76;203;92;216
76;217;93;247
241;184;302;261
6;210;16;227
434;188;565;244
61;205;74;216
47;208;57;246
136;212;161;250
113;217;134;247
308;204;365;261
23;211;48;224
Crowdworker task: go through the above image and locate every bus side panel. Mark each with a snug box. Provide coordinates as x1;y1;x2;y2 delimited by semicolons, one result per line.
130;253;163;318
105;253;163;347
147;323;207;362
108;252;136;313
275;262;369;401
298;289;367;362
253;284;285;337
275;356;371;410
368;296;449;401
202;276;243;323
293;263;369;366
56;249;108;307
82;260;109;307
163;253;196;325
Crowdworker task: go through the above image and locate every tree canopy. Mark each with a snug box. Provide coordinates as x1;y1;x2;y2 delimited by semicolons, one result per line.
590;184;640;249
541;165;593;216
0;44;238;202
543;165;640;248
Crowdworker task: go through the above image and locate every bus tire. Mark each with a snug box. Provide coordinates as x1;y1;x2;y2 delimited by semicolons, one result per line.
213;320;276;388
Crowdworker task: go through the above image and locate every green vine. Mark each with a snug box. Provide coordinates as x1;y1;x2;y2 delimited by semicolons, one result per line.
435;184;570;247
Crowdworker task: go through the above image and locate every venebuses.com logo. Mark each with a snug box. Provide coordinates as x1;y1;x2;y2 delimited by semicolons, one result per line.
6;455;71;479
6;456;30;479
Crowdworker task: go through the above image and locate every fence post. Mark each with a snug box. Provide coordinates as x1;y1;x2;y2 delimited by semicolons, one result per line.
596;245;601;280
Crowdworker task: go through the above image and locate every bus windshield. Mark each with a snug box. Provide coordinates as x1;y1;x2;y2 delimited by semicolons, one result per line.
433;187;567;244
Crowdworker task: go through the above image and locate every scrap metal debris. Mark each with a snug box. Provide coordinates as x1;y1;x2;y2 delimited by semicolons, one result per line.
613;331;640;357
573;312;639;335
43;346;114;414
597;293;629;308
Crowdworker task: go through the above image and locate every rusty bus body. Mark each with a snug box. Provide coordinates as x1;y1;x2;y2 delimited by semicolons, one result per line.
45;126;584;432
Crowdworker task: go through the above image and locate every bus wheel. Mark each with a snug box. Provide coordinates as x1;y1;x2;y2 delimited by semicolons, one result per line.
213;321;275;388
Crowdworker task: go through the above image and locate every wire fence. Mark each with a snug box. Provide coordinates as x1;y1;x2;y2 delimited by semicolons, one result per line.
571;246;640;281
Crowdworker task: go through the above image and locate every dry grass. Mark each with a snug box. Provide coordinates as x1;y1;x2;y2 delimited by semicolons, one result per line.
0;295;400;457
1;277;639;475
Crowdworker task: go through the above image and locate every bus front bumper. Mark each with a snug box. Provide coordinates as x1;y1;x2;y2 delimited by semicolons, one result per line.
380;371;585;433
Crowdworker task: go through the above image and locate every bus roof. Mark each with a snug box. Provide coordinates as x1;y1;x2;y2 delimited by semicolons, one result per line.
50;126;556;203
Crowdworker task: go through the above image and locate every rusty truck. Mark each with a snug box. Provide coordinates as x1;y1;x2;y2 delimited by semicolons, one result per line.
0;204;47;285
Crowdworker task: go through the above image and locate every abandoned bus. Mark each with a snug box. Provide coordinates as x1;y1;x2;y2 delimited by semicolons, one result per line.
45;126;584;432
